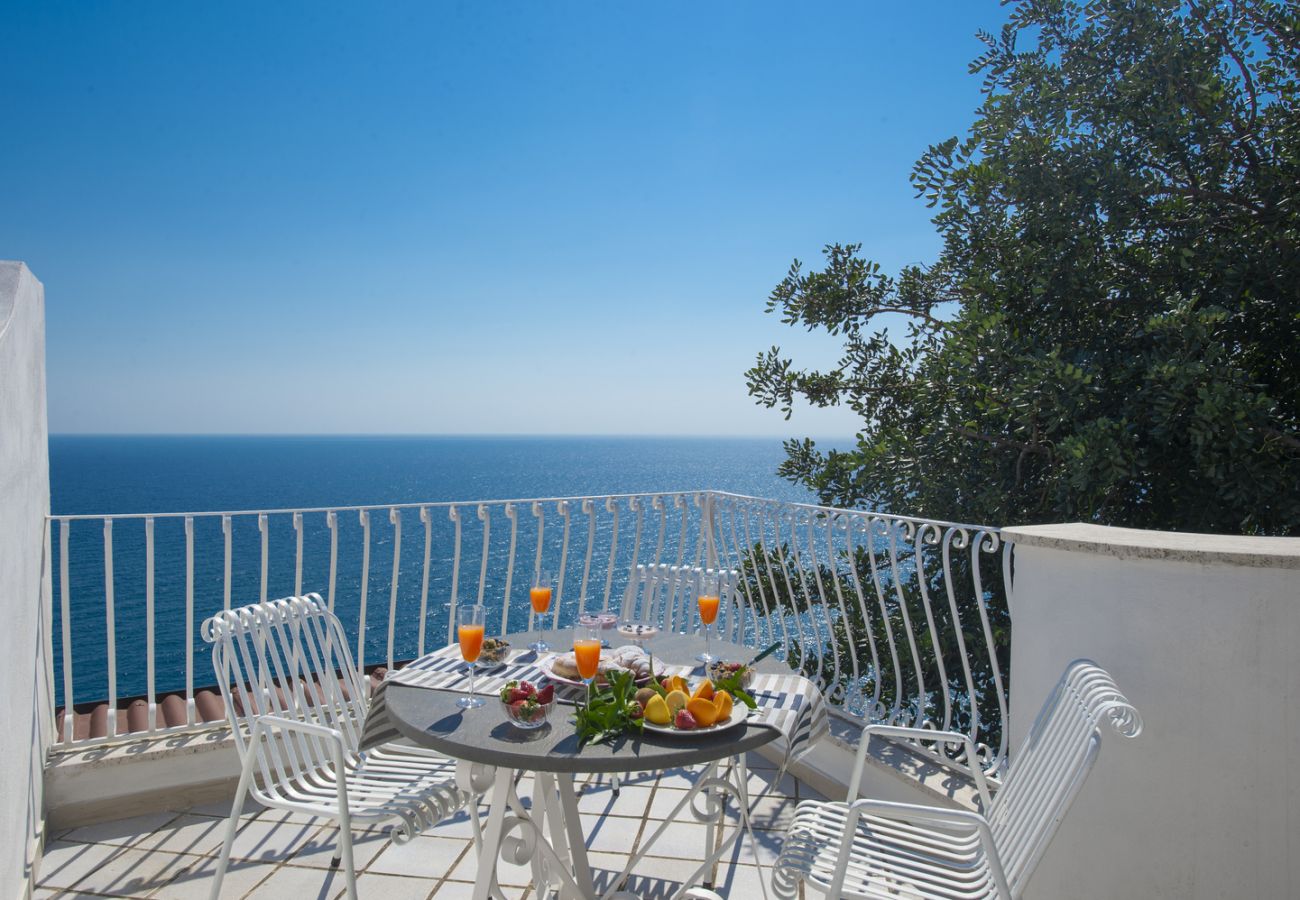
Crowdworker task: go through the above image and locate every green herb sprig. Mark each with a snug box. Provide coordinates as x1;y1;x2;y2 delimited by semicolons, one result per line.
712;669;758;709
572;669;645;747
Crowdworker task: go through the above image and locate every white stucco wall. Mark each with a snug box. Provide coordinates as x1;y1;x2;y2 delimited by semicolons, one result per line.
1004;523;1300;899
0;262;51;900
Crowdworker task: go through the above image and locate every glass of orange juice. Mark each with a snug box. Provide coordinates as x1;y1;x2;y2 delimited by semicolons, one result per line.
573;624;602;705
696;574;721;664
529;571;553;654
456;605;487;709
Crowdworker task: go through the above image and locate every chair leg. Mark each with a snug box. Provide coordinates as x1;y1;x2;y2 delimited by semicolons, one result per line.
330;822;344;867
336;823;357;900
332;747;358;900
208;755;254;900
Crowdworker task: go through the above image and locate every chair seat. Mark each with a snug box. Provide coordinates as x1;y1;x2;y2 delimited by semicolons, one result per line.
267;745;469;842
773;800;998;900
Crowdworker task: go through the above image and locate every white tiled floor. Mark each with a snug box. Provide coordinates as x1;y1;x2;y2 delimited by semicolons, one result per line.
35;752;811;898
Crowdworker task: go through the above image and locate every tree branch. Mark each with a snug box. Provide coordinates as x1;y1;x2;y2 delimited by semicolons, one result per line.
1260;426;1300;452
954;427;1053;456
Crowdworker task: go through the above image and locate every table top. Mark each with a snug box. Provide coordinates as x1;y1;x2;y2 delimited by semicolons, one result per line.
383;631;787;774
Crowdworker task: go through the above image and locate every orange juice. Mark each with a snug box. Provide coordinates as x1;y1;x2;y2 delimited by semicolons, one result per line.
573;639;601;680
698;594;720;625
458;623;485;663
530;586;553;614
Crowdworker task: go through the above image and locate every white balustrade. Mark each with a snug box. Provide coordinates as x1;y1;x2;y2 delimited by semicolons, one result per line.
45;491;1009;775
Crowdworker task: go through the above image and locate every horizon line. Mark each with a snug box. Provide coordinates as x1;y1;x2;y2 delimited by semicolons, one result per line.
49;431;857;441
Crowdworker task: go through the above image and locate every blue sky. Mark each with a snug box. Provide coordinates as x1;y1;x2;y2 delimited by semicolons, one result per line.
2;1;1003;436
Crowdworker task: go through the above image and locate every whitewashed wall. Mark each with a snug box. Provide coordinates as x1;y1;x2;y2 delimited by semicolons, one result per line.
1004;523;1300;899
0;262;50;900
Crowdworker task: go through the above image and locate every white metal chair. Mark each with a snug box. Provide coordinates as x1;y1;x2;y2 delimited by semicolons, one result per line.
772;659;1143;899
202;594;474;900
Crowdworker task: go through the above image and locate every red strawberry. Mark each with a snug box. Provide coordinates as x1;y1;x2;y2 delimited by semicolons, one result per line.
507;687;530;704
536;684;555;705
519;681;536;696
674;710;697;730
510;698;527;709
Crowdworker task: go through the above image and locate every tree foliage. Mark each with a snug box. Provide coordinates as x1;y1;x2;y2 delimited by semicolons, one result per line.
748;0;1300;534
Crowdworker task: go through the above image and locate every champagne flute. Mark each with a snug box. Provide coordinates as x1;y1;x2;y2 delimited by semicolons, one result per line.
529;571;553;654
457;605;487;709
696;574;720;665
573;624;602;707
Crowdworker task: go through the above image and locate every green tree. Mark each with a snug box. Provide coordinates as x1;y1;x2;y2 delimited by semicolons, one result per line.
748;0;1300;535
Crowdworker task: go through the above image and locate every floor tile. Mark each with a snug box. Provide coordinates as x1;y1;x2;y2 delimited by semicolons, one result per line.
637;820;714;861
654;768;703;791
291;825;391;872
432;881;527;899
341;872;437;900
69;846;191;897
577;784;653;818
421;807;481;841
61;812;180;849
746;794;798;831
368;836;470;880
721;827;785;868
580;812;644;855
228;818;326;863
133;815;226;857
714;861;771;894
647;787;692;821
448;842;533;887
186;795;264;819
245;862;346;899
148;853;273;899
37;841;130;890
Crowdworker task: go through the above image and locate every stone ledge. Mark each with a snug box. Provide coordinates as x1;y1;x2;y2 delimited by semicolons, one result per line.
757;709;983;811
46;725;241;830
1003;522;1300;570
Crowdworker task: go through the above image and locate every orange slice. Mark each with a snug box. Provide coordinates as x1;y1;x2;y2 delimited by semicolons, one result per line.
691;679;715;702
686;697;719;728
713;690;733;722
670;675;689;695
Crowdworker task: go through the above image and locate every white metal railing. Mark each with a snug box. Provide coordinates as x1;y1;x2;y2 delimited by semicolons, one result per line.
44;490;1010;775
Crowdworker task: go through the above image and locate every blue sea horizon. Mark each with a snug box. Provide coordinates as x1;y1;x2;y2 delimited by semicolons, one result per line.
49;434;838;707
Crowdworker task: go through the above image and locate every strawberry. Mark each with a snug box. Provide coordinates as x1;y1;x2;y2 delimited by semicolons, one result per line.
518;681;536;696
507;687;530;704
536;684;555;705
510;698;528;709
674;710;697;730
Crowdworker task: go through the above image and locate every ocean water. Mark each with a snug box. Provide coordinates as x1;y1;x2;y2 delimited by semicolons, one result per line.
50;435;821;706
50;435;814;515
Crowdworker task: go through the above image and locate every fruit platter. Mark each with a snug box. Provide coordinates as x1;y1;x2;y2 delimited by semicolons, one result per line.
637;674;746;735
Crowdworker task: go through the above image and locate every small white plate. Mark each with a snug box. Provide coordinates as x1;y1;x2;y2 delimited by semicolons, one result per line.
642;702;749;737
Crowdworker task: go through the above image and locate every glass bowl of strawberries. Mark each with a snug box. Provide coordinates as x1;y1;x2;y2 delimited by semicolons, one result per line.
499;679;555;729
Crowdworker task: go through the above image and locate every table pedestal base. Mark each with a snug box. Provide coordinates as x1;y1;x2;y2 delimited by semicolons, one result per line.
457;757;765;900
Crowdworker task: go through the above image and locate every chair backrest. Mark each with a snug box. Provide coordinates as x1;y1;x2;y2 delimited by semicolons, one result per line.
621;564;743;640
987;659;1142;897
202;594;368;798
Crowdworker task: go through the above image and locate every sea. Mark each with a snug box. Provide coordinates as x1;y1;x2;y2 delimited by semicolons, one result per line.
49;435;829;707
